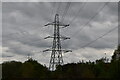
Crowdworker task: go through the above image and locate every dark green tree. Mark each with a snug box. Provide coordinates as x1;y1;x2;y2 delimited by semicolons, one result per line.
2;61;22;78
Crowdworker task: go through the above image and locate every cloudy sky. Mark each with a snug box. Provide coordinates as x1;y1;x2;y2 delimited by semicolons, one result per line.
1;1;118;66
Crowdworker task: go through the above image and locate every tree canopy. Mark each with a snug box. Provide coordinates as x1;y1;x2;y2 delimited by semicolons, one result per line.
1;45;120;80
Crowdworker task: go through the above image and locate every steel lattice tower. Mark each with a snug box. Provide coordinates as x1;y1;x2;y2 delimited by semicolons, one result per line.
43;14;72;71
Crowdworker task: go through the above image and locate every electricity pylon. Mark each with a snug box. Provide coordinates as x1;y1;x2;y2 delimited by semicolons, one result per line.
43;14;72;71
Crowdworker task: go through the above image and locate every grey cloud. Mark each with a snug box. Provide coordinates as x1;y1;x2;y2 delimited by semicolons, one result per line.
2;54;14;58
2;2;118;64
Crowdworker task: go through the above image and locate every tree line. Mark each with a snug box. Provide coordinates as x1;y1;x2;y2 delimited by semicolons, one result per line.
1;45;120;80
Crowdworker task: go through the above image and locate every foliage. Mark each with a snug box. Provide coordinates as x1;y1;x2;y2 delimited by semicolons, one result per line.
1;46;120;79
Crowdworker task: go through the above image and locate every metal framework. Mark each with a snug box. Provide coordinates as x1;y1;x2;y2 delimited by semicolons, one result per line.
43;14;72;71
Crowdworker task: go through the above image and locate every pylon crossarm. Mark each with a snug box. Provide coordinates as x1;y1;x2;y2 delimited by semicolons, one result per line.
43;49;72;53
63;50;72;53
44;22;55;26
60;35;70;40
44;36;53;39
44;14;72;71
43;49;51;52
43;49;60;52
45;22;69;27
59;22;69;27
44;36;70;40
61;25;69;28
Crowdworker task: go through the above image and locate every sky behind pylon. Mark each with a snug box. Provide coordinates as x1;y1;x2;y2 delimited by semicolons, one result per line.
1;1;118;66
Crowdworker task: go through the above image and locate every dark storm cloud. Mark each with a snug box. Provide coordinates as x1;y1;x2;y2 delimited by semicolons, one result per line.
2;2;118;63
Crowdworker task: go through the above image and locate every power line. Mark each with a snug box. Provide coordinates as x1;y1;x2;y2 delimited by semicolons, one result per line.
65;26;117;60
101;37;118;48
56;2;62;14
61;2;71;22
60;2;86;34
68;2;87;25
65;25;117;58
50;2;57;20
4;26;45;45
71;2;110;38
81;26;118;48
